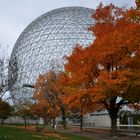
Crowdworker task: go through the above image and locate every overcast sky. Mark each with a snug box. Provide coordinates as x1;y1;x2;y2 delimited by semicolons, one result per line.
0;0;136;55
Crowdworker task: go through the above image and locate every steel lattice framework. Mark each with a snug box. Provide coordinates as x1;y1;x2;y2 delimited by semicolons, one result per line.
9;7;95;104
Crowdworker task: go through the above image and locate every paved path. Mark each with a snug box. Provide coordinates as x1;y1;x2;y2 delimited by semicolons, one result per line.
56;125;140;140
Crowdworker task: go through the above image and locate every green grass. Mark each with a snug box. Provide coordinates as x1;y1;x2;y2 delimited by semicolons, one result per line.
0;125;94;140
0;126;55;140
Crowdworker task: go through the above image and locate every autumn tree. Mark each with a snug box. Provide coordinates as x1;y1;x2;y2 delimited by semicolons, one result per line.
89;3;140;136
65;88;99;131
31;96;59;129
65;2;140;136
34;70;68;129
136;0;140;9
65;45;101;131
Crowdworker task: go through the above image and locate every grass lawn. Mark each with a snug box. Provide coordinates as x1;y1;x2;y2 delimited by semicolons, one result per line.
0;125;94;140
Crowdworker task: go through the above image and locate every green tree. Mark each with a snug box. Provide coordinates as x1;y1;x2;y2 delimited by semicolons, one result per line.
15;102;34;128
0;99;13;125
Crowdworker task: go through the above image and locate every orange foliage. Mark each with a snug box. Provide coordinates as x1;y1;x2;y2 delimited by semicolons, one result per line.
30;2;140;134
33;70;70;128
64;2;140;135
65;45;102;115
30;100;59;119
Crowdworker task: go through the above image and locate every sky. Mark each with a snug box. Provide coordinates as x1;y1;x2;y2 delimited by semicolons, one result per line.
0;0;136;55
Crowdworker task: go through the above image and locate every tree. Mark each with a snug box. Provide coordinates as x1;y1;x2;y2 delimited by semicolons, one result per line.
0;99;13;125
30;98;59;129
34;70;68;129
64;2;140;136
65;45;102;131
0;45;14;125
89;3;140;136
65;87;99;131
15;102;34;128
0;57;9;100
0;44;13;101
136;0;140;9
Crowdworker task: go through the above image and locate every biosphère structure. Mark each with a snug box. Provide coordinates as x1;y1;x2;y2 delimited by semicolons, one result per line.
9;7;95;104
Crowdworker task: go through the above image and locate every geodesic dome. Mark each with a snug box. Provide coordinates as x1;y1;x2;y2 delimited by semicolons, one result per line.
9;7;94;104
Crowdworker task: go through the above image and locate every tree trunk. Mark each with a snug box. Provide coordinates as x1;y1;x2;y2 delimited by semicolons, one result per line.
52;118;56;129
80;115;83;132
24;118;27;128
61;106;67;129
104;97;128;136
108;99;119;136
110;113;117;136
104;97;119;136
1;119;4;126
62;115;66;129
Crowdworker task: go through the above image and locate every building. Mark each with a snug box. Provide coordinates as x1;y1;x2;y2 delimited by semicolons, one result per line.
8;7;95;105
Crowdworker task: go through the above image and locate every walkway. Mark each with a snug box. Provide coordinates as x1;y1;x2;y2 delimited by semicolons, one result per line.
56;125;140;140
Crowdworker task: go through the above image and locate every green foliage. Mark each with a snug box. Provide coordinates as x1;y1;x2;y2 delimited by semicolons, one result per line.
15;102;37;121
0;99;13;122
16;107;32;119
